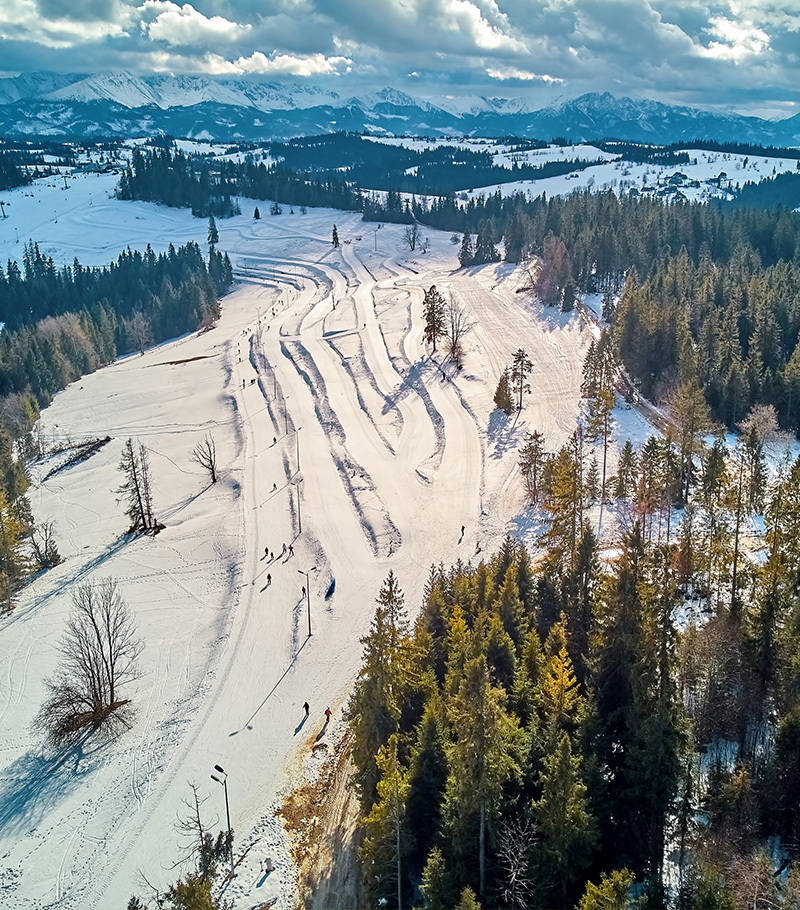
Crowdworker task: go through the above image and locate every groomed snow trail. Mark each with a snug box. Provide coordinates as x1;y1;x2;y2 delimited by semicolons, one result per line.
0;179;590;909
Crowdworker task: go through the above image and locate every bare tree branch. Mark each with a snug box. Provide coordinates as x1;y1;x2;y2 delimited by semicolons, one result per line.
191;433;217;484
36;578;143;745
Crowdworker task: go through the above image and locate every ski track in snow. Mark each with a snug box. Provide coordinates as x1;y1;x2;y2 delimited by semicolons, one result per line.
0;179;592;909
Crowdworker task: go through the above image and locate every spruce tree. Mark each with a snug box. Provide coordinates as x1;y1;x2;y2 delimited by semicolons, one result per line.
518;430;546;503
117;438;157;533
207;214;219;246
332;224;340;247
422;286;447;352
447;655;523;903
459;232;474;268
533;732;595;906
349;571;412;810
405;696;449;875
473;220;499;264
615;440;638;501
362;733;411;910
510;348;533;411
494;371;514;415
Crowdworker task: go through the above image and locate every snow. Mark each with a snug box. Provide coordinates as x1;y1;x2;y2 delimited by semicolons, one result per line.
0;171;593;908
456;147;800;202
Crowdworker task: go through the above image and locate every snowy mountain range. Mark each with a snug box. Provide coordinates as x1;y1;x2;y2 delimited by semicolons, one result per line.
2;71;800;145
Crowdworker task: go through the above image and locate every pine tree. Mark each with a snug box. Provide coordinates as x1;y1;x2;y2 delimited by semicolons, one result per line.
577;870;636;910
349;571;412;810
422;286;447;352
586;455;600;503
668;380;712;504
615;440;638;500
533;732;595;906
494;371;514;415
537;622;584;748
473;220;499;264
459;232;474;268
421;847;456;910
541;445;583;571
510;348;533;411
586;388;615;503
361;733;411;910
405;697;449;874
504;208;533;263
448;655;523;903
207;214;219;246
332;224;340;247
0;484;29;613
253;206;260;220
117;438;157;533
519;431;546;503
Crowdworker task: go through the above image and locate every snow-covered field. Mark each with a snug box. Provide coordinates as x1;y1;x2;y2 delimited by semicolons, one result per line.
0;173;593;908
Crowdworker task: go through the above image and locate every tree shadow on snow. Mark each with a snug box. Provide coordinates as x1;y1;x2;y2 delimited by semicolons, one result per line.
0;732;106;837
487;408;525;459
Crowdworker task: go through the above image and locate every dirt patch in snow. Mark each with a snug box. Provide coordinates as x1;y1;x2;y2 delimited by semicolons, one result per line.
278;729;364;910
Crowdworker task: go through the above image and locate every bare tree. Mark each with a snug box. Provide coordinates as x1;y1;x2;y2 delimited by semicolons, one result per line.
118;438;158;533
31;519;61;569
124;311;152;355
445;293;475;368
174;784;232;881
37;578;143;744
497;814;538;910
403;223;420;251
191;433;217;484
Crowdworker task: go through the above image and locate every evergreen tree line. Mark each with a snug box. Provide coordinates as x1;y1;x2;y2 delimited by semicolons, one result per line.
349;460;800;910
727;171;800;211
612;244;800;433
0;240;231;610
117;148;241;217
0;151;33;191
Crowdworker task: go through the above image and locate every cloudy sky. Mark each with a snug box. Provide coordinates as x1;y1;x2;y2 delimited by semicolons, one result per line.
1;0;799;117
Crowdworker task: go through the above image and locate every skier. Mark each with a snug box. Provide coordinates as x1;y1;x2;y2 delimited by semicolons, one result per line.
267;573;271;585
324;707;331;721
288;544;294;556
264;546;269;558
301;585;306;597
461;524;465;536
273;436;277;445
303;701;309;717
282;543;287;555
273;482;277;491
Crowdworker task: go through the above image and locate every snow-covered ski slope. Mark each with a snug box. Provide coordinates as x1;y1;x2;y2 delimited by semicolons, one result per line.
0;173;595;908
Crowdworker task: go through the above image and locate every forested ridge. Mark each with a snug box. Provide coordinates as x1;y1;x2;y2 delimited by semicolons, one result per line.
350;491;800;909
0;240;232;612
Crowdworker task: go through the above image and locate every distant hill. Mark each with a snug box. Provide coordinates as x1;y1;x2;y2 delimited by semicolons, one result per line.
1;72;800;145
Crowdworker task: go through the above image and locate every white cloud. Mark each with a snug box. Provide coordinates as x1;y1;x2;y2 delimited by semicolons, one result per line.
0;0;127;46
440;0;528;54
204;50;351;76
143;1;251;46
487;64;563;82
700;15;770;60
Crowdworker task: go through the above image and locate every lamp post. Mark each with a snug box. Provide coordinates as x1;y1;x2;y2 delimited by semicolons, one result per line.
211;764;234;877
283;395;290;434
295;427;301;473
297;566;317;637
294;476;303;533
